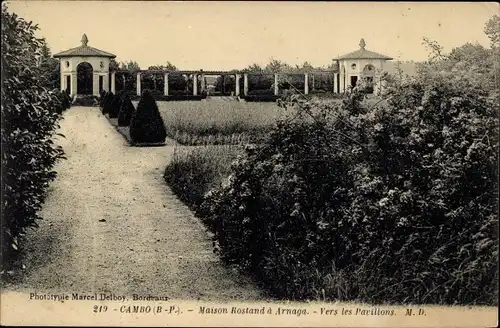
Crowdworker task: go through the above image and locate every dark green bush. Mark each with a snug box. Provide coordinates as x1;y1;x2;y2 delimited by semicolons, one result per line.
117;94;135;127
102;91;114;115
72;94;98;107
129;89;167;144
1;4;65;268
109;92;123;118
99;90;107;109
200;74;498;304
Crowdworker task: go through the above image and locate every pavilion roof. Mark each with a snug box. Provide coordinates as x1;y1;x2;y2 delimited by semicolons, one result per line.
53;34;116;58
338;38;393;60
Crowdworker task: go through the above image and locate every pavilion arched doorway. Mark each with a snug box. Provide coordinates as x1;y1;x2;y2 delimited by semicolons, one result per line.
77;62;93;95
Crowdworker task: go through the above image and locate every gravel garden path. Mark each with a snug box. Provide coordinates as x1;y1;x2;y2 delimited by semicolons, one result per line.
3;107;264;301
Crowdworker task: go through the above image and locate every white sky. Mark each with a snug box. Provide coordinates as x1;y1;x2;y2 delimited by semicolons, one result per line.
5;1;499;70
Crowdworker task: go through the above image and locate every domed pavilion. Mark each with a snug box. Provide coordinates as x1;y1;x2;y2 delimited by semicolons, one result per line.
53;34;116;96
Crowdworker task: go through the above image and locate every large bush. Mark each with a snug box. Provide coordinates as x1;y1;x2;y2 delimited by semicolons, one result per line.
200;71;498;304
129;89;167;144
1;5;65;268
117;94;135;127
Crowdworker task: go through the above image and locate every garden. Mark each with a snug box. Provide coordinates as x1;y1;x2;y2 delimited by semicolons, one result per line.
162;28;499;305
2;1;498;307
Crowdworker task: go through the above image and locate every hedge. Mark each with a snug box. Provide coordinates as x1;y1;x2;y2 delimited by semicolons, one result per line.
1;5;65;268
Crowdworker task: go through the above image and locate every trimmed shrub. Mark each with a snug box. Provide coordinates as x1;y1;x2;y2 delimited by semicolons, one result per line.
109;92;123;118
117;94;135;126
129;89;167;144
1;4;65;268
72;94;98;107
99;90;107;109
102;91;114;115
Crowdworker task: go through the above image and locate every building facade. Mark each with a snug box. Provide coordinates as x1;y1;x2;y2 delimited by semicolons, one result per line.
53;34;116;96
337;38;393;94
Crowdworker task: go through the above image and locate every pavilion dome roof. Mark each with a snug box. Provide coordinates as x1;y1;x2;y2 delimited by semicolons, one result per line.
53;34;116;58
338;38;393;60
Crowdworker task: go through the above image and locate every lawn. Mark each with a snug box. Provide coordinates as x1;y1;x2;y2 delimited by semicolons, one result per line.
133;100;290;145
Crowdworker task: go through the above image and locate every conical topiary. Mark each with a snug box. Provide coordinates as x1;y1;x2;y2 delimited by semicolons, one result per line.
102;91;114;115
129;89;166;144
109;92;123;118
118;94;135;127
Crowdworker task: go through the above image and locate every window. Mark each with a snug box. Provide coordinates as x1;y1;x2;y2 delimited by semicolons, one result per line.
351;63;357;70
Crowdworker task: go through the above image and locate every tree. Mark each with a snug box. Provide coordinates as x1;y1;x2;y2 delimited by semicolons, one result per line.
38;38;60;89
244;63;264;72
484;14;500;49
265;58;288;73
109;58;120;72
120;60;140;74
129;90;166;144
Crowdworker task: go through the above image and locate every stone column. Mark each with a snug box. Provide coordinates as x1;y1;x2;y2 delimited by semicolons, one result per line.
243;74;249;96
103;73;109;92
274;74;279;96
304;73;309;95
71;73;77;96
193;74;198;96
92;73;99;96
340;73;345;93
333;73;338;93
235;74;240;96
136;72;141;96
164;73;169;96
111;72;116;94
201;74;206;93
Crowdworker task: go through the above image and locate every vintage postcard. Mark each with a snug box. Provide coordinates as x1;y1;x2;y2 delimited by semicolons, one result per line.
1;1;498;327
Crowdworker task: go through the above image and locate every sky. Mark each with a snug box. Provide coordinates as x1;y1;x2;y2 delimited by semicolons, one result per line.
5;1;499;71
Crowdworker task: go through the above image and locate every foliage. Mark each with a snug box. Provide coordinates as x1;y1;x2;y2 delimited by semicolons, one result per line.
196;62;498;304
164;145;243;213
484;14;500;49
102;91;114;115
1;4;65;268
99;90;107;109
129;89;167;144
38;38;60;90
72;94;98;107
120;60;141;73
109;92;123;118
118;94;135;127
109;58;120;72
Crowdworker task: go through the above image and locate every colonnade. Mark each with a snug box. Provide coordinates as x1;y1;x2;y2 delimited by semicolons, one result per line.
109;71;342;96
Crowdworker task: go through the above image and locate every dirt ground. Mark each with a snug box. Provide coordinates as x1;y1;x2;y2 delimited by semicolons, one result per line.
2;107;265;301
